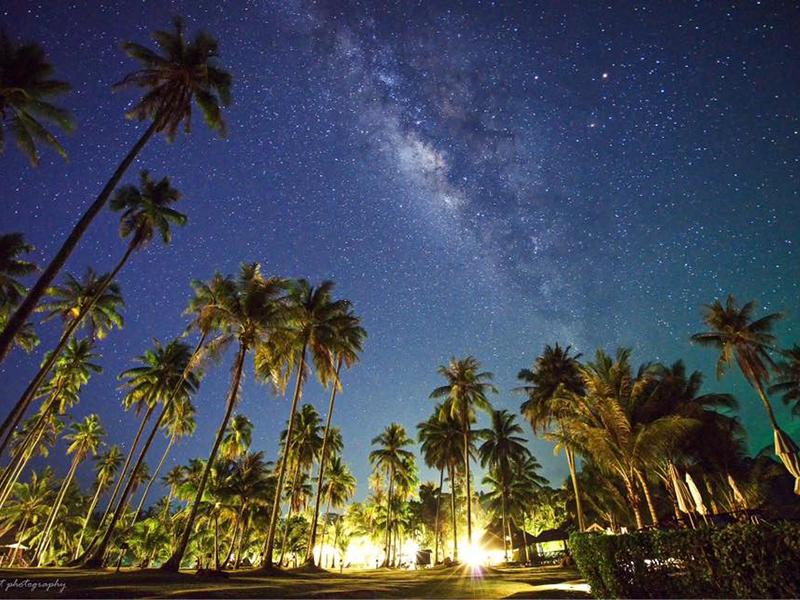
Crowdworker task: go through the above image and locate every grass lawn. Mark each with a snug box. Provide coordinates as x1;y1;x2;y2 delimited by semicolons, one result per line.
0;564;589;598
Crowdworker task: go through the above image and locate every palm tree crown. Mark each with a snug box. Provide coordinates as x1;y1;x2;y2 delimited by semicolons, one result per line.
114;17;231;140
0;31;74;165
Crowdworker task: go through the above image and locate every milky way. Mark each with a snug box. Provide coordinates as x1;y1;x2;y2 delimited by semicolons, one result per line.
1;0;798;497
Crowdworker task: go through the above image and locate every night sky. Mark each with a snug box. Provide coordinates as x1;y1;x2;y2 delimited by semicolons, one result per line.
2;1;799;501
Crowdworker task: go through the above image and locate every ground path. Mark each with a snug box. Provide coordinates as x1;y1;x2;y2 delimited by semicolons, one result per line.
0;564;589;598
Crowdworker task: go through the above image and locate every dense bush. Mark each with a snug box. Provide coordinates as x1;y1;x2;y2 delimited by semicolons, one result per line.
570;521;800;598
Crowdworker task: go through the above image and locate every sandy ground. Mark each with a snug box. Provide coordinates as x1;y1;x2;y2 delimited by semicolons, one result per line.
0;564;590;599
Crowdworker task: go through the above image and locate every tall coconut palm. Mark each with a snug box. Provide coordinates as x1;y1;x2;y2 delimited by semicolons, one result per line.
220;415;254;461
0;269;122;457
555;349;697;529
82;338;199;567
0;32;74;165
35;414;104;564
131;396;196;526
0;337;101;510
162;264;286;571
259;279;350;569
306;307;365;565
770;345;800;417
74;445;123;558
0;18;230;361
430;356;496;547
369;423;414;567
691;295;799;486
516;343;587;531
0;233;39;353
316;455;356;564
477;409;531;562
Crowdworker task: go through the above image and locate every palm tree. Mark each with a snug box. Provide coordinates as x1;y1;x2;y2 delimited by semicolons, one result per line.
259;279;350;569
306;307;365;565
0;470;53;566
316;456;356;565
221;415;254;461
163;264;285;571
691;295;799;484
555;349;697;529
0;269;123;457
0;337;101;510
128;518;170;568
516;343;587;531
74;445;123;558
430;356;496;547
0;32;74;165
477;409;530;561
0;18;230;361
369;423;414;567
770;345;800;417
82;338;199;567
0;233;39;353
161;465;185;522
131;396;196;526
35;414;104;564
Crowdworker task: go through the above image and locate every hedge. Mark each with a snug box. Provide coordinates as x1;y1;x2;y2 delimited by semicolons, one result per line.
570;521;800;598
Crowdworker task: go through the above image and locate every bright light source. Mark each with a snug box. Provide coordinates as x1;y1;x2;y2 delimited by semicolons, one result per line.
463;542;488;569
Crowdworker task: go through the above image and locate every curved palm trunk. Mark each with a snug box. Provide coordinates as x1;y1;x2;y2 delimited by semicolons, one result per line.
448;462;458;562
0;119;159;363
0;242;137;455
521;513;530;564
261;342;307;569
9;515;29;567
623;475;644;529
433;467;443;565
318;489;334;566
74;475;107;559
81;334;206;567
234;511;251;569
564;447;586;532
223;507;243;568
0;414;51;511
305;358;342;564
161;342;247;572
506;517;514;562
36;453;80;565
635;469;659;526
131;434;175;527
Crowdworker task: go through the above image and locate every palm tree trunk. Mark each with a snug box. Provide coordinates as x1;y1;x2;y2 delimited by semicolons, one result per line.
0;414;50;511
433;467;443;565
318;489;333;566
448;462;458;562
74;475;106;559
462;420;472;546
753;379;781;431
214;513;220;571
382;468;394;567
81;333;206;567
305;357;342;564
0;383;63;500
234;512;249;570
564;447;586;531
161;342;247;572
501;490;508;562
223;507;243;568
9;515;29;566
0;241;137;454
521;512;530;564
635;469;659;526
624;476;644;529
262;342;308;569
36;454;79;565
131;434;174;527
507;517;515;562
0;119;160;363
279;459;302;566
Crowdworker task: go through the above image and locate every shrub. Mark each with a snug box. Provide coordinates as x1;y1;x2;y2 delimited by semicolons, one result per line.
571;521;800;598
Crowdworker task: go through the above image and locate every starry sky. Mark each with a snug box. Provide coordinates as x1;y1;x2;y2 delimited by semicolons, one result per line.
2;0;799;501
